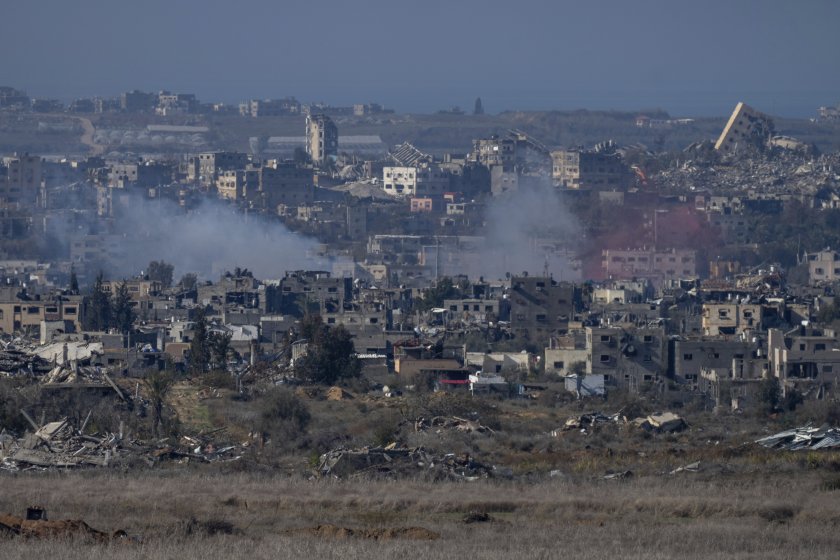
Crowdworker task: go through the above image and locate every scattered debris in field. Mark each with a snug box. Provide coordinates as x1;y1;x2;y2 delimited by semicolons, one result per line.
555;411;624;434
415;416;494;434
669;461;701;475
0;414;245;471
603;470;634;481
316;446;498;480
281;524;440;540
755;426;840;451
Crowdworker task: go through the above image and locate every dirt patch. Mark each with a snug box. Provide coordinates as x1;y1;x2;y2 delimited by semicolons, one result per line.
0;513;126;542
326;386;354;401
282;523;440;540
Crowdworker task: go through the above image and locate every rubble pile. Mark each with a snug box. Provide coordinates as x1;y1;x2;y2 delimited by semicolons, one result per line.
316;446;497;480
558;411;625;433
755;425;840;451
41;364;109;385
654;151;840;197
1;418;120;469
414;415;494;434
633;412;687;433
554;411;687;435
0;347;51;377
0;417;246;471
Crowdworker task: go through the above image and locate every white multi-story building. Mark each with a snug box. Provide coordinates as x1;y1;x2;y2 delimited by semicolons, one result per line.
807;249;840;285
381;165;449;197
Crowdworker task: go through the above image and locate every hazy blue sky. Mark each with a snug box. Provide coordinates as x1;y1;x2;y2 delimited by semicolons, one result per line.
2;0;838;116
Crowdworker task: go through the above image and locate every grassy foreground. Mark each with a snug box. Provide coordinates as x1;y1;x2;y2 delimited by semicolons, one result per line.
1;470;839;559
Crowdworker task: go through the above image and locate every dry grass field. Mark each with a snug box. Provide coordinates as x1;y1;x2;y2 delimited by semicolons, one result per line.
2;469;840;559
5;378;840;558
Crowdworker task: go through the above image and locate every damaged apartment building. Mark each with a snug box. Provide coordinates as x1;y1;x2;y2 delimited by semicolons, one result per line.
551;140;631;190
545;323;667;392
601;247;697;286
216;160;314;212
467;131;551;196
508;276;581;343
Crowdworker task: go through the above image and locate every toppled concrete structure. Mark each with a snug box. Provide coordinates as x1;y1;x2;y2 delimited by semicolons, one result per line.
1;414;246;471
633;412;687;433
715;102;774;154
556;411;624;433
0;346;52;377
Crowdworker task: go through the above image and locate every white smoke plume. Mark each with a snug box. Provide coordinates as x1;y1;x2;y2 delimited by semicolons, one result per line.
107;193;325;281
477;180;582;280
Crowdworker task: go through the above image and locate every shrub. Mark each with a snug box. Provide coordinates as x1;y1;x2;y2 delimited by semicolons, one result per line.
256;388;311;443
294;319;361;385
758;377;782;415
203;369;237;390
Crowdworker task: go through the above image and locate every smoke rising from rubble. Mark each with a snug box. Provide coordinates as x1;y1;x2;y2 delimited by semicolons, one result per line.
110;194;325;281
477;181;581;280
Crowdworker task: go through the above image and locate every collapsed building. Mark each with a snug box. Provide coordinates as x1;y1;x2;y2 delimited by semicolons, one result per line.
715;102;775;154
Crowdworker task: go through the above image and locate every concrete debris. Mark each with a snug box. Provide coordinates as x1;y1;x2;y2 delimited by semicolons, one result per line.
316;446;498;480
603;470;633;480
34;341;103;365
669;461;701;475
755;425;840;451
632;412;687;433
414;416;494;434
655;150;840;197
41;364;109;385
0;416;245;471
0;347;52;377
555;411;625;434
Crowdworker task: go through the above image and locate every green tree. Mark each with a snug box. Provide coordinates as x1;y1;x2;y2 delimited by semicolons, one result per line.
112;281;135;334
147;260;174;288
189;309;211;374
294;323;361;384
785;387;804;412
143;369;176;438
209;331;233;370
83;272;112;331
759;376;782;415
